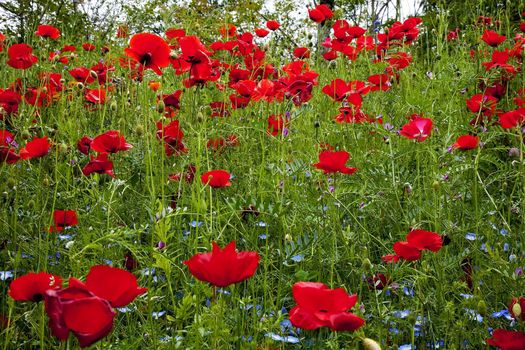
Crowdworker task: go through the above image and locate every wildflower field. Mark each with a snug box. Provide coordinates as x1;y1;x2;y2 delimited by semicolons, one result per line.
1;1;525;349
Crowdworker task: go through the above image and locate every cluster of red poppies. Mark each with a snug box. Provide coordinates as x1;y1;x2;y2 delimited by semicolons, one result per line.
8;266;147;348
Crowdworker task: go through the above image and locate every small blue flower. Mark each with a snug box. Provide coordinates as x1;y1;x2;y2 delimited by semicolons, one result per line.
255;221;267;227
491;309;512;320
0;271;13;281
464;308;483;323
265;333;300;344
393;310;411;319
398;345;415;350
460;293;473;299
465;232;477;241
503;243;510;252
152;311;166;319
189;220;203;228
58;234;72;240
258;234;268;240
500;229;509;236
290;254;304;263
117;307;132;313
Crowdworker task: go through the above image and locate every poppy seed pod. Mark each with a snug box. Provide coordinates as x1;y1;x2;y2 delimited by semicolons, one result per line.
362;338;382;350
512;302;522;319
135;125;144;136
76;82;84;90
477;300;488;315
157;100;165;113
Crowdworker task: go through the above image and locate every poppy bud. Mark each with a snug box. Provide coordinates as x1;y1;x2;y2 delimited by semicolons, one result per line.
502;182;507;190
135;124;144;136
59;142;68;154
477;300;488;315
157;100;165;113
361;258;372;271
314;120;320;128
27;199;35;209
76;82;84;90
432;180;440;190
362;338;382;350
21;130;31;140
42;177;50;187
512;302;522;319
403;183;412;194
89;70;98;79
65;241;74;249
285;234;292;242
169;50;177;60
59;78;66;84
110;100;117;111
37;129;44;138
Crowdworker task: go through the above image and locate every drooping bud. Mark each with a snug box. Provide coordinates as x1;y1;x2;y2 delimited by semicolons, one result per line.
362;338;382;350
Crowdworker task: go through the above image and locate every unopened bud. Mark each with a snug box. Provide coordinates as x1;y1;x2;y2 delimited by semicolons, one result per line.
362;338;382;350
110;100;117;111
76;82;85;90
512;302;522;319
477;300;488;315
169;50;177;60
157;100;165;114
89;70;98;79
432;180;440;190
135;125;145;137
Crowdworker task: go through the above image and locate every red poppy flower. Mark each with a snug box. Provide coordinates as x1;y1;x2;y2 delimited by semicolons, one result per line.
366;273;391;290
466;94;497;116
85;88;106;105
312;150;357;175
0;89;22;116
77;136;93;155
289;282;365;332
124;33;171;76
500;108;525;129
8;272;62;302
201;170;231;188
255;28;270;37
82;153;114;177
35;24;60;39
293;47;310;58
7;44;38;69
156;119;188;156
392;241;421;261
82;43;96;51
452;135;479;150
510;297;525;322
20;136;51;160
486;329;525;350
267;114;288;136
481;30;506;47
69;67;96;84
0;32;5;52
308;4;333;23
399;116;433;142
84;265;147;308
184;241;260;287
90;130;132;154
266;20;280;30
50;210;79;232
406;229;443;252
0;129;19;164
482;50;517;74
44;278;115;348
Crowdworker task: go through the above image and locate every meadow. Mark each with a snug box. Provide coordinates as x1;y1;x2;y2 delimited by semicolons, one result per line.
1;4;525;349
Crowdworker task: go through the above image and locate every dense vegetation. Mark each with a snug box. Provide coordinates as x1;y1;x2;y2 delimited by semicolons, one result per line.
1;1;525;349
